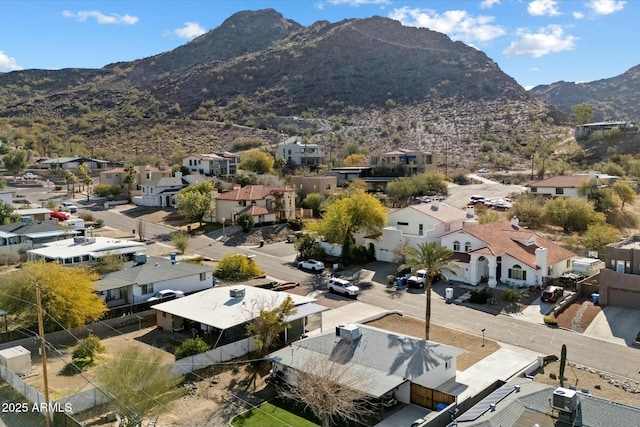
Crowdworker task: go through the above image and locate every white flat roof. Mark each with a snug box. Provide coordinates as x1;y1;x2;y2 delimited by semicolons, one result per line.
28;237;146;260
152;285;316;330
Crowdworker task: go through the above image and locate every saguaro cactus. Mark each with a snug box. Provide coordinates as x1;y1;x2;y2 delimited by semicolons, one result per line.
559;344;567;387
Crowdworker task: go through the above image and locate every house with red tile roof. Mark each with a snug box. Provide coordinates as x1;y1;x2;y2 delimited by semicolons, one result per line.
440;218;576;288
527;171;618;198
370;200;474;263
214;185;296;224
99;164;172;198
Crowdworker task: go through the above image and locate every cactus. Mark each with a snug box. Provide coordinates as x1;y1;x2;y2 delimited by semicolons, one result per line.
559;344;567;387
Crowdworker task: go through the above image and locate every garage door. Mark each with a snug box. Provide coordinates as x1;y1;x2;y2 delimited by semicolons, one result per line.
607;288;640;309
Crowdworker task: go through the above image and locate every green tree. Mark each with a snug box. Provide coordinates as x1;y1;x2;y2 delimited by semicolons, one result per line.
72;334;106;363
312;189;386;246
509;194;546;229
543;197;605;233
577;180;616;213
63;169;78;197
174;338;210;360
401;243;459;340
245;295;296;355
215;254;264;281
123;163;137;200
236;213;255;232
76;163;91;193
239;149;274;174
582;223;619;257
93;254;125;275
0;262;106;332
302;193;323;217
343;153;366;166
294;233;325;259
170;231;190;254
612;181;636;210
176;182;212;225
0;200;20;224
97;347;184;427
2;150;28;178
572;103;594;125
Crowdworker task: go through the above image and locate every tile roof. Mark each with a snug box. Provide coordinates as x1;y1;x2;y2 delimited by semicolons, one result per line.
215;185;293;201
407;202;469;223
239;205;271;216
528;175;590;188
457;221;575;269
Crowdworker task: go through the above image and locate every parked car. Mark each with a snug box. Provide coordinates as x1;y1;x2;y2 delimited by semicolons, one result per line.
297;259;325;271
147;289;185;302
541;286;564;303
59;202;77;213
407;269;427;289
469;195;486;204
327;277;360;297
50;210;70;221
22;172;38;180
478;168;490;173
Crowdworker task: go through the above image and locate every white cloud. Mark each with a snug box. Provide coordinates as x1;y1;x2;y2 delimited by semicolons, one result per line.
502;24;577;57
62;10;138;25
586;0;625;15
172;22;206;39
388;7;506;44
573;11;585;19
528;0;561;16
0;51;22;72
481;0;501;9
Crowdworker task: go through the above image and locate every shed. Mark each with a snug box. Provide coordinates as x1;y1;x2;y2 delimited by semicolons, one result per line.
0;345;32;374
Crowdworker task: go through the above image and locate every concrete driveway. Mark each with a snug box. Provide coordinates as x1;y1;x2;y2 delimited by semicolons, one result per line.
584;306;640;346
446;178;527;208
517;296;556;323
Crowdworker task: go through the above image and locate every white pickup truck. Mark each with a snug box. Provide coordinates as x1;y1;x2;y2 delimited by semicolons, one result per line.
407;269;427;289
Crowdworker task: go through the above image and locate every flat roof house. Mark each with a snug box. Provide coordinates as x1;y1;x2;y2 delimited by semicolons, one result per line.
27;236;146;265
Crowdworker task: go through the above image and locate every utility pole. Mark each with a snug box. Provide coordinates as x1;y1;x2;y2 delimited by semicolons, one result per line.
36;285;51;427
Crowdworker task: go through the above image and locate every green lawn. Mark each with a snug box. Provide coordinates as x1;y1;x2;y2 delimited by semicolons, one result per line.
231;400;319;427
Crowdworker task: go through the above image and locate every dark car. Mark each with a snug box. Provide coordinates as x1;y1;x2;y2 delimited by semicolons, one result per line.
541;286;563;303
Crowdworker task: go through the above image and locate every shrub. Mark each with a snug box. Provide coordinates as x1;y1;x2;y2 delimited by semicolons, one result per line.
215;253;264;281
502;289;521;303
79;211;94;222
469;288;492;304
544;315;558;326
175;338;211;360
236;213;255;232
171;231;190;254
71;334;105;369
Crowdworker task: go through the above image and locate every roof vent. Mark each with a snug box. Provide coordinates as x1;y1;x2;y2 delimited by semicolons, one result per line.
229;288;245;299
336;324;361;341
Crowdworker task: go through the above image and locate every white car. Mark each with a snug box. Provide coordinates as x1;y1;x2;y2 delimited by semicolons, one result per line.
327;277;359;297
407;269;427;288
297;259;325;271
59;202;78;213
22;172;38;180
478;168;490;173
147;289;185;302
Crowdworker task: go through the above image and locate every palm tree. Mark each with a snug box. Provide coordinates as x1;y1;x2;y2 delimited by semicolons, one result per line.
123;163;137;201
401;242;459;340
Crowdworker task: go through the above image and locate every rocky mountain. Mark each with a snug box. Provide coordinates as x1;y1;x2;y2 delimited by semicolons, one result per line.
0;9;569;171
530;64;640;122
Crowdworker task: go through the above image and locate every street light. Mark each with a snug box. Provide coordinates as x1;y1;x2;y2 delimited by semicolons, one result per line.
481;328;486;347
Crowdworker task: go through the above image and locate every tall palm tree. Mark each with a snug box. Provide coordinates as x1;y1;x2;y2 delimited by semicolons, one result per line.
401;242;459;340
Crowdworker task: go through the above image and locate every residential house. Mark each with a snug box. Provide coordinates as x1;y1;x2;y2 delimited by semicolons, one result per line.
440;218;576;288
136;172;210;207
27;236;146;265
94;254;213;307
448;379;640;427
276;138;324;167
99;165;172;198
267;323;465;414
290;175;337;196
215;185;296;224
182;152;241;176
369;149;436;176
39;156;112;171
0;219;80;256
326;166;373;187
370;201;474;263
575;120;637;140
153;285;326;348
527;171;618;198
598;235;640;309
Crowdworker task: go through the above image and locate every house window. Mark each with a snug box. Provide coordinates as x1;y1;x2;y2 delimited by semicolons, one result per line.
444;224;451;232
162;312;166;318
150;188;154;194
453;241;460;251
531;187;538;193
555;187;564;195
200;272;206;281
397;222;409;226
140;284;153;294
464;242;472;252
419;224;424;236
566;260;570;268
508;265;526;281
445;360;451;370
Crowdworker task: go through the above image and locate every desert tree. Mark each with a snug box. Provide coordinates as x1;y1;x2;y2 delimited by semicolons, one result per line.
572;103;594;125
582;223;619;258
239;149;274;174
245;295;296;355
611;181;636;211
176;182;213;225
401;242;459;340
170;231;190;254
0;261;106;332
278;349;376;427
215;253;264;281
543;197;605;233
2;149;28;178
97;347;184;427
123;163;137;200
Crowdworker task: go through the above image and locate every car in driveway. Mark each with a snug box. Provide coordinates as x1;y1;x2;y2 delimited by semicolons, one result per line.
147;289;185;302
22;172;38;180
541;285;564;303
297;259;325;272
478;168;490;173
327;277;359;297
59;202;78;213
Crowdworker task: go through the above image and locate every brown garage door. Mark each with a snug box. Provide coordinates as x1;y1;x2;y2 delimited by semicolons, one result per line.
607;288;640;309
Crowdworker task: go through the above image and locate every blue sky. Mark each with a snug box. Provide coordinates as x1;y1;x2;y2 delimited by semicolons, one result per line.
0;0;635;89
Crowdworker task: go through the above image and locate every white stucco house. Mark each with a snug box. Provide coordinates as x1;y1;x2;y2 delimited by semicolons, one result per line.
527;171;618;198
182;152;241;177
370;201;474;263
136;172;210;207
440;218;576;288
214;185;296;224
